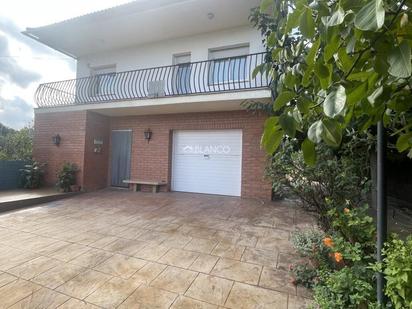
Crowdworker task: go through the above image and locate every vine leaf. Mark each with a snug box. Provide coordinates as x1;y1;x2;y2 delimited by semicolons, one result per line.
354;0;385;31
306;38;320;66
273;91;295;111
388;41;412;78
347;82;367;105
261;117;284;153
308;120;323;143
324;6;345;27
321;119;342;147
279;114;296;138
323;85;346;118
396;133;412;152
302;138;316;166
300;8;315;38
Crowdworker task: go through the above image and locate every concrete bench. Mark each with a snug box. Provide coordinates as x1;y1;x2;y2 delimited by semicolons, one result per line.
123;180;167;193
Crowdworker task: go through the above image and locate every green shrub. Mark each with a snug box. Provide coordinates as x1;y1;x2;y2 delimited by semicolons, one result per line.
291;263;318;289
327;236;365;265
382;236;412;309
20;161;45;189
292;203;378;308
290;229;333;290
56;162;79;192
291;229;325;256
266;134;371;229
313;267;376;309
291;229;331;267
328;204;376;254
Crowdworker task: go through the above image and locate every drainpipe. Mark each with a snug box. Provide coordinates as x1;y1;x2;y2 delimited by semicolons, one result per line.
376;120;387;304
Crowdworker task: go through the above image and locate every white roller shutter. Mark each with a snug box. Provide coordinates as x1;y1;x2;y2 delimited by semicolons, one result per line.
172;130;242;196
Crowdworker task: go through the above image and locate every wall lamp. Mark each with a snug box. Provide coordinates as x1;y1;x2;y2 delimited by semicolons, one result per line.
52;134;61;146
144;128;152;143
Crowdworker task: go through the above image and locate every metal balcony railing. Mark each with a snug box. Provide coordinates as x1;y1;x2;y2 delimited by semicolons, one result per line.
35;52;270;108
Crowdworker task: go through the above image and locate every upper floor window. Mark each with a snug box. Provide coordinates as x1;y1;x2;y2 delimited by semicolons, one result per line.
90;65;116;96
173;53;191;94
209;45;249;85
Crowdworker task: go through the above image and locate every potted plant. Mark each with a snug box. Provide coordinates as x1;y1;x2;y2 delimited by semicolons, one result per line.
20;161;46;189
56;162;79;192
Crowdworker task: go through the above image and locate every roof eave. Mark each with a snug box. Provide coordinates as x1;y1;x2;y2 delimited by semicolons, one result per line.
22;29;78;59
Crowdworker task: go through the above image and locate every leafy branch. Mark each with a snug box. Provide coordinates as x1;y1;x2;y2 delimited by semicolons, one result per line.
254;0;412;161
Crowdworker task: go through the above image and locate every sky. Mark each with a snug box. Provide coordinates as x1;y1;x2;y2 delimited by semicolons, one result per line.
0;0;132;129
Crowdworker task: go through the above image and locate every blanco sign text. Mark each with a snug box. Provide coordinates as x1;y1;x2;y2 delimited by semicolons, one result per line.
182;144;231;154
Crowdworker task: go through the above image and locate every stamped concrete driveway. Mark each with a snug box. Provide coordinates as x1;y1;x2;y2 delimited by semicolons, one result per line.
0;189;315;309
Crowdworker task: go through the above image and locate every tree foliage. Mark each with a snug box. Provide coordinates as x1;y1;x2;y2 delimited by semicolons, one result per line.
0;123;33;161
251;0;412;163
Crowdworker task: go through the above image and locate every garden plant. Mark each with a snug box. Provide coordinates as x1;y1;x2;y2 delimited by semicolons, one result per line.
56;162;79;192
20;161;45;189
251;0;412;307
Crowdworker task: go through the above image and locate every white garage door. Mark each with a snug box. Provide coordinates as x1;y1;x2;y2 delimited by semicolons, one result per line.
172;130;242;196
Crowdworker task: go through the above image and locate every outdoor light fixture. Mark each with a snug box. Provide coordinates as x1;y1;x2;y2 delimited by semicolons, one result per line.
52;134;61;146
144;128;152;143
207;12;215;20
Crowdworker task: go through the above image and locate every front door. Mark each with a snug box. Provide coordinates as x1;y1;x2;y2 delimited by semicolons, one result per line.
111;130;132;187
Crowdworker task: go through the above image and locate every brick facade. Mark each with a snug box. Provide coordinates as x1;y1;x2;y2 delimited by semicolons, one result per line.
34;109;271;200
34;111;87;187
83;112;110;190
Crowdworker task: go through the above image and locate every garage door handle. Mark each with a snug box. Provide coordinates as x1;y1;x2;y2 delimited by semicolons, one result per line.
204;154;210;158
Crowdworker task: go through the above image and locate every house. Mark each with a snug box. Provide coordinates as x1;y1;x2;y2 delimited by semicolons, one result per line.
24;0;272;199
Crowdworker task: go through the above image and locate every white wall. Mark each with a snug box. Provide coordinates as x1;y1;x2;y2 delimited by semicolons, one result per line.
76;26;264;77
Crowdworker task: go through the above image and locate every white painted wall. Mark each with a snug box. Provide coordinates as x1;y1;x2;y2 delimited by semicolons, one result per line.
76;26;264;77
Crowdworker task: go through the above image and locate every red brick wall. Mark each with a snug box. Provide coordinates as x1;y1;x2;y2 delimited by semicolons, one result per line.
83;112;110;190
110;111;272;200
33;111;110;191
33;111;87;187
34;109;271;199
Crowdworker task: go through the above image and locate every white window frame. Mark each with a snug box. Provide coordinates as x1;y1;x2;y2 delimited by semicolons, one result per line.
173;53;191;94
208;44;250;85
90;65;116;97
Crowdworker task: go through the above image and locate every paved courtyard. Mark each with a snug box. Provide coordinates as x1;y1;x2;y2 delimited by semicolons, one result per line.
0;189;315;309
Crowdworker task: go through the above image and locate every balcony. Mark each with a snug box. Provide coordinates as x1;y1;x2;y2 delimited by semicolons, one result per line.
35;52;270;108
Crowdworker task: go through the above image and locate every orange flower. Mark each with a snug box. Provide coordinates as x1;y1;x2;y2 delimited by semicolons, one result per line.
323;237;334;248
344;208;350;214
334;252;343;263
